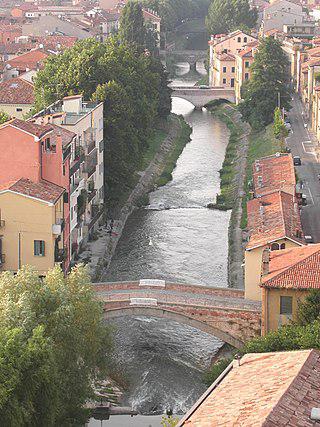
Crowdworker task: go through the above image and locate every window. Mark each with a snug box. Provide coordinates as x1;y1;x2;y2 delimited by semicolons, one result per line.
223;78;227;84
223;66;227;73
16;108;22;112
280;296;293;315
280;243;286;249
231;78;235;88
271;243;280;251
237;37;241;42
245;73;249;80
34;240;45;256
99;118;103;131
231;66;235;73
44;138;51;152
63;165;66;176
245;61;250;68
244;37;247;42
63;192;69;203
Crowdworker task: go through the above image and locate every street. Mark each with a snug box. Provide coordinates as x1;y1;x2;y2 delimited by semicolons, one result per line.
287;94;320;242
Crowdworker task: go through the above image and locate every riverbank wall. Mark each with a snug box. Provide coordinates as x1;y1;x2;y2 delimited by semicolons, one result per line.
79;114;191;282
208;104;251;289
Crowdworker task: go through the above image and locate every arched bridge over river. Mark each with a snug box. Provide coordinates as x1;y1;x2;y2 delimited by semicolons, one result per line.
171;86;236;108
94;280;261;349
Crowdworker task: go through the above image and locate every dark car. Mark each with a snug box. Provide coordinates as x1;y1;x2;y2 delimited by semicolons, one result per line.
293;156;302;166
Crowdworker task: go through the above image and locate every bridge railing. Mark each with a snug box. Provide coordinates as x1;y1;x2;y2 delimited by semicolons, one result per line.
99;291;261;312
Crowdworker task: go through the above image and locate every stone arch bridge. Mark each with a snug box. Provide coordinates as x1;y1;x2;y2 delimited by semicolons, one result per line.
171;86;236;109
161;49;207;71
94;280;261;349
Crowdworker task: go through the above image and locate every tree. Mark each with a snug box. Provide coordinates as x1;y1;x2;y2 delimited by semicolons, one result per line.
119;1;146;51
239;37;291;129
161;415;179;427
273;107;288;139
206;0;257;35
34;37;171;213
0;111;10;124
0;265;112;426
296;290;320;326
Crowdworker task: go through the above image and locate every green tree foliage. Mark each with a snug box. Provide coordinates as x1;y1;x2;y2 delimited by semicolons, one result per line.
273;107;288;139
0;265;112;426
296;290;320;326
161;415;179;427
0;111;10;124
206;0;257;35
141;0;210;31
34;37;171;212
203;357;231;386
239;37;291;129
119;1;146;50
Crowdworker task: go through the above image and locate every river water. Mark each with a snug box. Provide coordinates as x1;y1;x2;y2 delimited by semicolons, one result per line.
95;63;230;426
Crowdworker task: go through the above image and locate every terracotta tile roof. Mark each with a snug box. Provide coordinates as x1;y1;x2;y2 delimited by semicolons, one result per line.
217;52;235;61
3;118;52;138
179;350;320;427
246;191;304;250
261;244;320;288
0;77;34;105
5;48;49;71
238;46;255;57
0;178;64;204
47;123;75;148
252;153;296;197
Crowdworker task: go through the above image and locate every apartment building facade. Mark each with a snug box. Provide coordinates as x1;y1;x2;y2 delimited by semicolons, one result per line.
33;95;105;263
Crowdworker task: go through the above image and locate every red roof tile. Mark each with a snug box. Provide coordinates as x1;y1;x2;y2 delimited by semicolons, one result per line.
261;244;320;288
0;178;64;204
179;350;320;427
252;153;296;197
47;123;75;148
3;118;52;138
5;48;49;71
0;77;34;105
246;191;304;250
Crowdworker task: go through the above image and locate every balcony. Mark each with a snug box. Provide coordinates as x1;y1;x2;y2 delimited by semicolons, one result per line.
55;248;66;263
0;254;5;266
70;146;85;176
71;177;82;194
87;189;97;203
52;218;65;235
82;148;98;178
84;127;96;155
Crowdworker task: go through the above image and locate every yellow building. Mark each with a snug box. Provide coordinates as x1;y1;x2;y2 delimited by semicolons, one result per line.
235;45;256;104
245;191;304;301
0;178;65;275
260;244;320;334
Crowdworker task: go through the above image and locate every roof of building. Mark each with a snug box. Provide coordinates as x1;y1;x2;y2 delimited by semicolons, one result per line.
5;48;49;71
246;191;304;250
0;178;64;204
2;118;52;138
252;153;296;197
0;77;34;105
216;52;235;61
47;123;76;147
261;244;320;288
179;350;320;427
214;29;256;47
237;44;256;57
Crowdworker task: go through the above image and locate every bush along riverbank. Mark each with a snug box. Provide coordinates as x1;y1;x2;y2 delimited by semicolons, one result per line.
207;103;250;288
85;114;191;281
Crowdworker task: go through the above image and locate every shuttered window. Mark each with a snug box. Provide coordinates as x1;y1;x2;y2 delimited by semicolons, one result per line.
280;296;293;315
34;240;45;257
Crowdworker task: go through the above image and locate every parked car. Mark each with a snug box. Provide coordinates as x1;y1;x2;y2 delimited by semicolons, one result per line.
285;146;291;153
305;235;314;244
199;85;209;89
301;194;307;206
293;156;302;166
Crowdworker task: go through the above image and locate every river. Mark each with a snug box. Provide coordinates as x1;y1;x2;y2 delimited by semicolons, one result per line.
92;63;230;427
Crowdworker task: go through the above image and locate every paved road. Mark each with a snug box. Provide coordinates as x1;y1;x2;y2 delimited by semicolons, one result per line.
287;95;320;242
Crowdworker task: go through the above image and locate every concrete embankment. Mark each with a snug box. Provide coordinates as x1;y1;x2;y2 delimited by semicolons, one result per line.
80;114;191;281
208;104;251;289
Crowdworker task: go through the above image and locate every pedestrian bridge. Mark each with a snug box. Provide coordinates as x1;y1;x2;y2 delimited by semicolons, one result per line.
94;280;261;349
171;86;236;108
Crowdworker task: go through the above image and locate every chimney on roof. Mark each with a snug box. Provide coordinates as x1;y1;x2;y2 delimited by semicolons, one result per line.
261;247;270;277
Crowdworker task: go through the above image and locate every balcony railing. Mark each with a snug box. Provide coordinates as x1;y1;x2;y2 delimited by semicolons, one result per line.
55;248;66;263
82;148;98;177
87;189;97;204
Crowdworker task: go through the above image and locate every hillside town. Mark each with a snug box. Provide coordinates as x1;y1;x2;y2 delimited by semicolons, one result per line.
0;0;320;425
